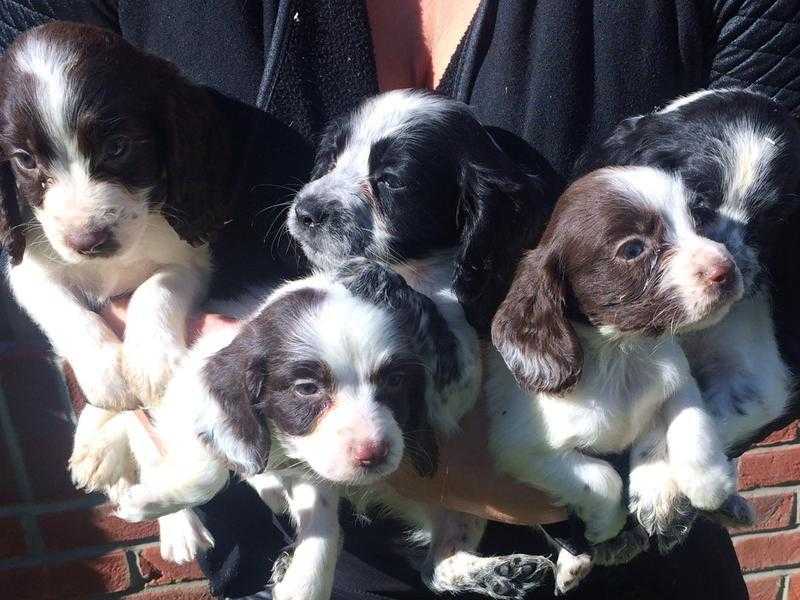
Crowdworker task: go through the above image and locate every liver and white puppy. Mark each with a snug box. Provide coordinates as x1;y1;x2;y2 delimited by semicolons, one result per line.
491;166;741;593
0;23;231;560
585;88;800;454
114;261;468;600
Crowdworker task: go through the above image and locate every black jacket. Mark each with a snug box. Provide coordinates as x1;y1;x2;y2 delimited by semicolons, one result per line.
2;2;798;598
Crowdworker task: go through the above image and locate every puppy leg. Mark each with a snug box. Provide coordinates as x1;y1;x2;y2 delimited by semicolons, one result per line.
423;510;551;600
9;265;138;410
158;510;214;564
272;481;340;600
664;380;735;512
69;405;137;492
513;451;627;545
122;264;208;406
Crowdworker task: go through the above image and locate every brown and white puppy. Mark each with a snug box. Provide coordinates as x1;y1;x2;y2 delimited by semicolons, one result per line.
0;22;231;561
490;166;741;592
113;262;448;600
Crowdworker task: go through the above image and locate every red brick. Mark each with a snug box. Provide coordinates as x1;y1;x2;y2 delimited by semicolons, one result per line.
757;420;800;447
739;446;800;490
138;546;204;586
734;530;800;573
0;518;27;559
730;493;795;535
0;551;131;599
124;582;213;600
746;575;783;600
1;356;80;501
789;573;800;600
39;504;158;551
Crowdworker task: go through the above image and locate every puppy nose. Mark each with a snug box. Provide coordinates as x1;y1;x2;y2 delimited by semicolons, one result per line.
294;199;329;229
65;227;111;255
352;440;390;467
706;261;732;285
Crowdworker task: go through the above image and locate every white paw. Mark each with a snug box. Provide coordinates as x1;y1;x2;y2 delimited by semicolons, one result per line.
581;502;628;545
69;441;133;492
555;550;592;596
159;511;214;564
122;341;183;407
115;485;175;522
675;461;735;512
77;344;139;410
628;460;683;536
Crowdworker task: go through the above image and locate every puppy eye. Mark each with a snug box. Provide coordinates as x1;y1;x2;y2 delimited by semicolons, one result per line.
293;380;321;397
616;238;647;261
378;173;404;191
102;136;131;162
13;150;36;171
691;202;716;227
385;371;405;388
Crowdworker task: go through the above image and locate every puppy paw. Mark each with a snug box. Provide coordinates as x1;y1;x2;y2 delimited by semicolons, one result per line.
69;441;133;492
592;524;650;566
706;494;755;528
115;485;175;522
159;511;214;564
629;460;684;537
555;550;592;596
122;341;183;407
77;344;140;410
580;502;628;545
675;461;735;512
428;553;552;600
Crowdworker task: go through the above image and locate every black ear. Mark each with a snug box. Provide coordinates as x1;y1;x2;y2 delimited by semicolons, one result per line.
491;247;583;394
310;113;350;180
336;258;461;391
0;160;23;264
201;326;270;476
158;65;233;246
405;412;439;478
453;140;545;334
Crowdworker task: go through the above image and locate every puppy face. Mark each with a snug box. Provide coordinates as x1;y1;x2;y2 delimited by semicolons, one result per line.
203;269;441;483
585;89;800;295
0;22;231;265
492;166;744;394
288;90;544;331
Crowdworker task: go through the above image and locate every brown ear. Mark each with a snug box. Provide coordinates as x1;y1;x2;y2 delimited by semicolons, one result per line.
158;67;232;246
201;327;270;476
0;159;24;264
491;247;583;394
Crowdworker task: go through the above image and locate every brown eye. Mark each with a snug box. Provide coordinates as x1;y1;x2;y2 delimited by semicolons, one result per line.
103;136;131;162
13;150;36;171
293;380;321;397
616;238;646;261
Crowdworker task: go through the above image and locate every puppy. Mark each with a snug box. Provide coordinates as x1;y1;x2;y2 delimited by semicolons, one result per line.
584;88;800;454
0;23;230;560
286;91;556;599
114;260;472;600
491;166;741;593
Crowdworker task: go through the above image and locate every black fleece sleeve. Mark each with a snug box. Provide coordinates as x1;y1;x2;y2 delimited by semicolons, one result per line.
706;0;800;112
0;0;119;52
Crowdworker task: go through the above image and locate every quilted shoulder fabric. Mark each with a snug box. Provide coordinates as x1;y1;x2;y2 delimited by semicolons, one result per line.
710;0;800;112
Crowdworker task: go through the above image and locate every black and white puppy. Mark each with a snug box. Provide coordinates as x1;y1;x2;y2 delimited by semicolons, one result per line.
491;166;741;593
583;88;800;454
114;261;458;600
0;23;231;559
286;91;556;599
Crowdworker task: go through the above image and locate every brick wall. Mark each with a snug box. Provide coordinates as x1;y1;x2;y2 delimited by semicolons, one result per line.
0;282;212;600
733;420;800;600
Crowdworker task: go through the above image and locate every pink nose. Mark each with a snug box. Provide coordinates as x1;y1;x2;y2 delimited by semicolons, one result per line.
699;257;733;286
352;440;390;467
65;227;111;255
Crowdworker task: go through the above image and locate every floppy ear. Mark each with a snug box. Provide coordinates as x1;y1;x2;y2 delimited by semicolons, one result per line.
336;258;461;391
0;159;24;264
310;113;349;180
453;146;545;334
201;327;270;476
491;247;583;394
157;65;233;246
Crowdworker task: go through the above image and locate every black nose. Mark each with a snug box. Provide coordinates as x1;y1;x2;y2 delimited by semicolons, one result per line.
65;227;113;255
294;198;330;229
